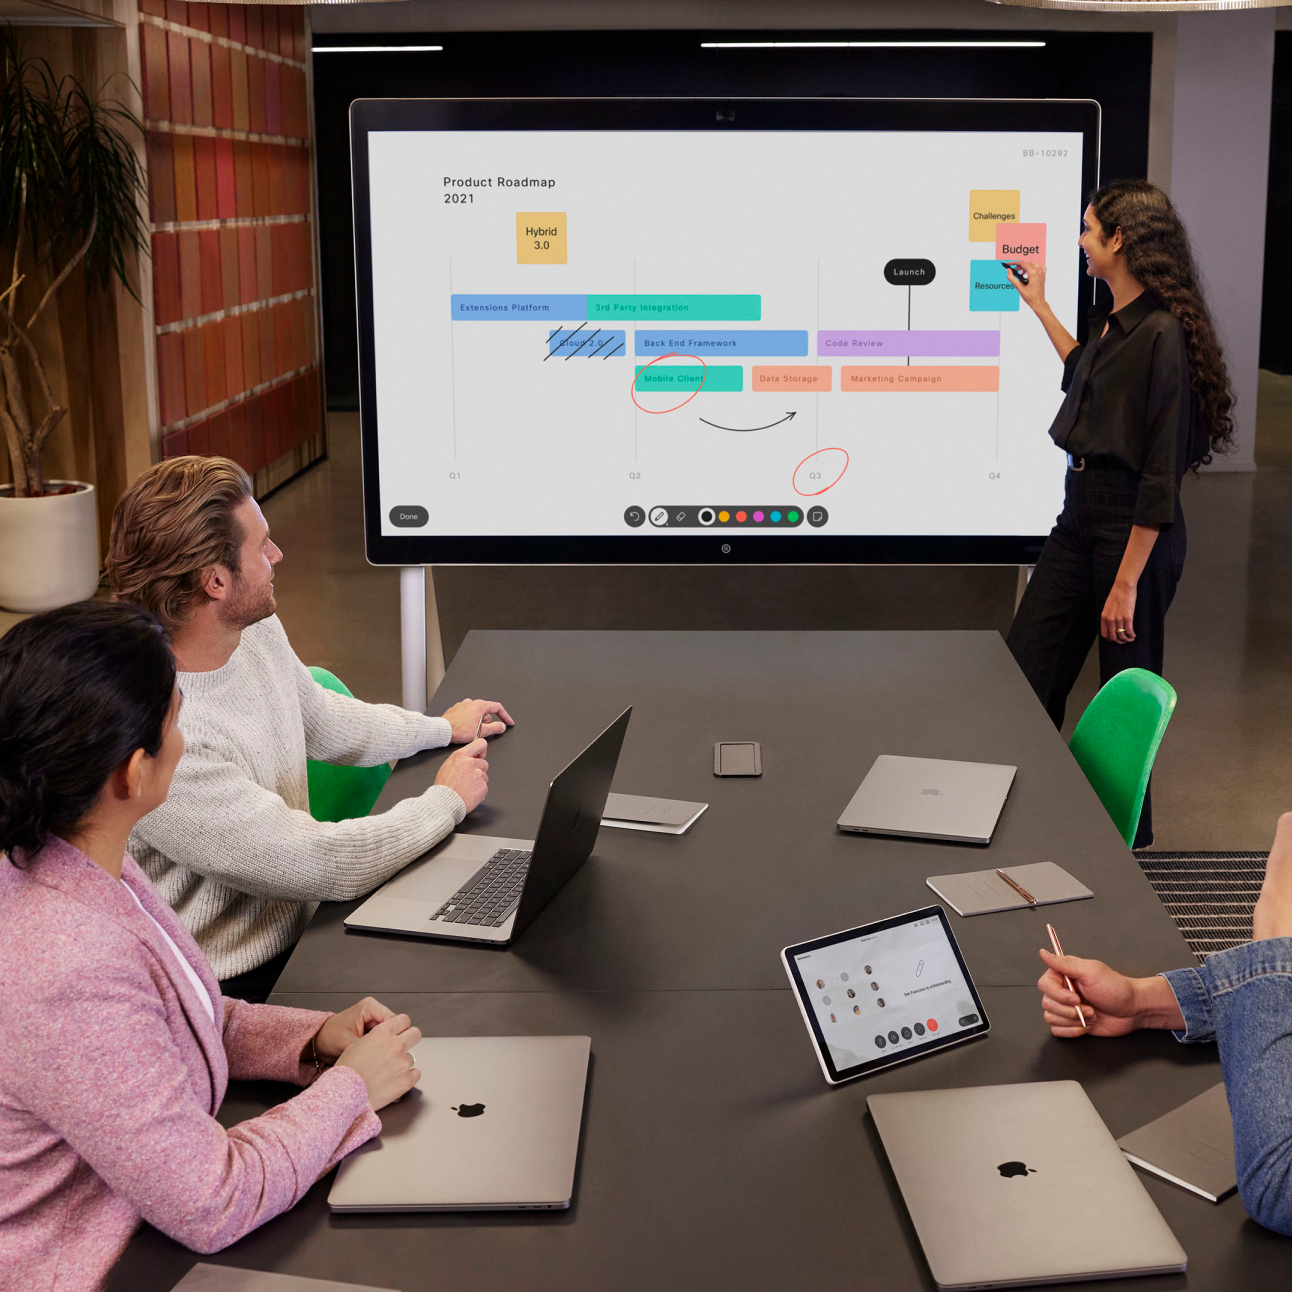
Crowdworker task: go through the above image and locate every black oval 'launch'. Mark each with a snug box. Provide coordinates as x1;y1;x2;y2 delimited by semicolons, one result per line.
884;259;936;286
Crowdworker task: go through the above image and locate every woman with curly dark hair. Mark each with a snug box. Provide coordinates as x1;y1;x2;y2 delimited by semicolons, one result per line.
1004;178;1234;847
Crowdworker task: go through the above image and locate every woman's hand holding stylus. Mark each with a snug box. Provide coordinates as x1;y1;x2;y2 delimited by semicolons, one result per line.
1037;948;1184;1038
1008;259;1079;363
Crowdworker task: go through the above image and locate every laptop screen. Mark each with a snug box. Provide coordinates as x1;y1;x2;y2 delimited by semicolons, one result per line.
783;905;989;1084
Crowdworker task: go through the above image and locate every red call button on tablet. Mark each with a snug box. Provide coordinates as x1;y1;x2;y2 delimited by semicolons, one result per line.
927;1019;938;1032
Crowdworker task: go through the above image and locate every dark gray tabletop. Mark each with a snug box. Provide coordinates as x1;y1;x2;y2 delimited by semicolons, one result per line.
275;631;1194;995
111;630;1271;1290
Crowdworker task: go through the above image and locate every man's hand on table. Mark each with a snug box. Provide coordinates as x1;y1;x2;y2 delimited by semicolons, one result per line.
440;698;514;743
1253;812;1292;942
1037;949;1184;1038
434;738;489;813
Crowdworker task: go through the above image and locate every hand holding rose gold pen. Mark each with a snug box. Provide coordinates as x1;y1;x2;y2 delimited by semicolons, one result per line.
1046;923;1087;1029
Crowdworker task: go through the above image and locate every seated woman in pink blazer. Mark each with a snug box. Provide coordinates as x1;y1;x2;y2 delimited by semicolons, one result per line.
0;601;423;1292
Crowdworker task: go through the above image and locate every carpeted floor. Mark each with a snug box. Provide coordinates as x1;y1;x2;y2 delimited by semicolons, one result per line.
1135;852;1267;963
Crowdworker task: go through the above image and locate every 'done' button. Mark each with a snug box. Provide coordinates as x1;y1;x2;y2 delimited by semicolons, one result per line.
389;505;429;528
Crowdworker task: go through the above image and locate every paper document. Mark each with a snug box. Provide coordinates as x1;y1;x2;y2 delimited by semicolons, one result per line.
602;793;708;835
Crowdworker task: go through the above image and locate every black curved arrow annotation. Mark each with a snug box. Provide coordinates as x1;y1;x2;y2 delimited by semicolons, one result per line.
698;411;798;433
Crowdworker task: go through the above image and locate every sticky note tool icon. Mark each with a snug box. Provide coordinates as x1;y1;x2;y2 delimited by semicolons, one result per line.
995;222;1046;264
517;213;567;264
968;190;1020;241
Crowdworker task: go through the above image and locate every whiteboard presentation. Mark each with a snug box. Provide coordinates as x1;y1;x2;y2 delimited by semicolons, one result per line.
351;98;1100;564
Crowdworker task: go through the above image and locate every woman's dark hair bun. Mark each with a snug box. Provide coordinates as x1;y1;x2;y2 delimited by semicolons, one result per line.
0;601;175;864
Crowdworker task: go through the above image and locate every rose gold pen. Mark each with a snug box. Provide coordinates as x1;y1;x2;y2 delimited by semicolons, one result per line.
1046;922;1087;1029
996;868;1037;905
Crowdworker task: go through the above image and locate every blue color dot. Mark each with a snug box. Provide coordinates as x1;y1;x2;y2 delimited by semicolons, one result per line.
770;510;782;522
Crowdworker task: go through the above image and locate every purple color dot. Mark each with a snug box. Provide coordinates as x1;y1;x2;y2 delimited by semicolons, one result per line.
753;510;765;522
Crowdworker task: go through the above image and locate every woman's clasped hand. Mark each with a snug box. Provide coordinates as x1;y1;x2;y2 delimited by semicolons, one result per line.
313;997;424;1110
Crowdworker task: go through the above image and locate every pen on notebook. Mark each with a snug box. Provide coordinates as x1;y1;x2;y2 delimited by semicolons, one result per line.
996;868;1038;905
1046;922;1088;1029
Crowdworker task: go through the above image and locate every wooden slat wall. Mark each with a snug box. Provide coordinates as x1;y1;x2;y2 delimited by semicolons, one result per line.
139;0;324;495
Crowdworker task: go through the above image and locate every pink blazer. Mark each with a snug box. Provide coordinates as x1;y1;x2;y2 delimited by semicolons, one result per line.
0;838;380;1292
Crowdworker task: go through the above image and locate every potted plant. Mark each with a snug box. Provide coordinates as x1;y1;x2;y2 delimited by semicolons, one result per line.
0;38;147;611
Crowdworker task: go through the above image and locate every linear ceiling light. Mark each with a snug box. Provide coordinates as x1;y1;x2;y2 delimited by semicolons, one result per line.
312;45;444;52
989;0;1285;9
700;40;1048;49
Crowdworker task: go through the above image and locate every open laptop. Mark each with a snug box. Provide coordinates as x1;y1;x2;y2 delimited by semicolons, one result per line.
837;754;1016;845
328;1035;591;1211
345;707;631;944
868;1081;1187;1289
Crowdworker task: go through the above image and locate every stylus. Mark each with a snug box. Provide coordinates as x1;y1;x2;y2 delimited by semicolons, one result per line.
1046;923;1087;1029
474;712;495;740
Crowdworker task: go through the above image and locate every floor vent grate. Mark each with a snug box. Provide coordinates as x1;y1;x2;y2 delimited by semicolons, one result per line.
1134;851;1268;964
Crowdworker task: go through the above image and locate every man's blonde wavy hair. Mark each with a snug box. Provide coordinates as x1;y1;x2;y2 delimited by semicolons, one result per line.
107;456;254;634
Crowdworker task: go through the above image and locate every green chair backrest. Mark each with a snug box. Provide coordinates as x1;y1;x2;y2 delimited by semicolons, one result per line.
1068;667;1177;847
305;666;392;824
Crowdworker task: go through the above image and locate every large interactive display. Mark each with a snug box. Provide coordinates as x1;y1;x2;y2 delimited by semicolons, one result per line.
351;99;1099;565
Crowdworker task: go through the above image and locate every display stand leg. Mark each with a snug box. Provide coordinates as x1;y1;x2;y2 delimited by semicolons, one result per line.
399;567;447;713
400;567;427;713
1014;564;1034;613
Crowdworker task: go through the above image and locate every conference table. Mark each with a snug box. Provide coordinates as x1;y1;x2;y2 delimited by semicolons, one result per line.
109;630;1291;1291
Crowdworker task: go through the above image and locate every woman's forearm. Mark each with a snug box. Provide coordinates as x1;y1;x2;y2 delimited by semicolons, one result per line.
1027;299;1080;364
1114;524;1161;590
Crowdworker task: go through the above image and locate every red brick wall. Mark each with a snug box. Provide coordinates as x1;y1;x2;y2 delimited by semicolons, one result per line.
139;0;323;484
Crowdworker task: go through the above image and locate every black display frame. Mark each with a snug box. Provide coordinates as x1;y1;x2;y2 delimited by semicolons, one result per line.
350;96;1100;567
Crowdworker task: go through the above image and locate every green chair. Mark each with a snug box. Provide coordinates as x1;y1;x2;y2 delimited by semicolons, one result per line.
1068;667;1177;848
305;666;392;823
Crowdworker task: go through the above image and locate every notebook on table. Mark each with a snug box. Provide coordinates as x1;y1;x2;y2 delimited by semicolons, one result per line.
1118;1082;1237;1203
926;862;1093;916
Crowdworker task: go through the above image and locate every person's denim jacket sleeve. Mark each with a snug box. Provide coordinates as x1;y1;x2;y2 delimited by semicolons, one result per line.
1162;938;1292;1235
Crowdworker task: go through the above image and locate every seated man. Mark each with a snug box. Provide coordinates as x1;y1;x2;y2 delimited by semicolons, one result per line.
1037;811;1292;1236
107;455;513;1002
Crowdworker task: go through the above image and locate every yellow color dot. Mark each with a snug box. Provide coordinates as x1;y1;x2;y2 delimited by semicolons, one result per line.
718;510;730;522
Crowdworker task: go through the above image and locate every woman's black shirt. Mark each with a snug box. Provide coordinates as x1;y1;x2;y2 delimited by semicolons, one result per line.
1047;290;1210;528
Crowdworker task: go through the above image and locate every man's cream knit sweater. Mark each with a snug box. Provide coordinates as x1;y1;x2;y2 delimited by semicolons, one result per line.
129;616;465;979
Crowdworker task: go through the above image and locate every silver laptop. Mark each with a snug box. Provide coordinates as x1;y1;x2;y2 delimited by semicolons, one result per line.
868;1081;1187;1289
345;707;630;944
328;1035;590;1211
837;755;1016;845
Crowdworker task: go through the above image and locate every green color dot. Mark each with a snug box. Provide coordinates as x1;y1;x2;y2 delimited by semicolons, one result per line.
788;510;800;523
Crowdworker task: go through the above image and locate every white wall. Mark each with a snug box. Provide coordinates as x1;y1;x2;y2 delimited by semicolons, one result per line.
1167;10;1274;470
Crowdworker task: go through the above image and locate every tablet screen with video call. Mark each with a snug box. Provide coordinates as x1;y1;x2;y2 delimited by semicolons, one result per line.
782;906;989;1085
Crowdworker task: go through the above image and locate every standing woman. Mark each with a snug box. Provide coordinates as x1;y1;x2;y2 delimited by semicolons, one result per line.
1005;179;1235;847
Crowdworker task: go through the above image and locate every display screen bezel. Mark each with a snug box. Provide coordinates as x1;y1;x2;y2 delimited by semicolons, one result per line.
781;903;990;1085
351;96;1101;567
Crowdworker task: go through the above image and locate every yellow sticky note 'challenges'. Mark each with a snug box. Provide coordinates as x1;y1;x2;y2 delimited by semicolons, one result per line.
968;191;1020;242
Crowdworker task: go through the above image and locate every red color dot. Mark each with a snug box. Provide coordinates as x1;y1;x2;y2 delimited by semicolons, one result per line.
735;510;747;522
927;1019;938;1032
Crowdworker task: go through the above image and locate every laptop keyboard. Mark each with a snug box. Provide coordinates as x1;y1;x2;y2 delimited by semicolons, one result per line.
432;848;532;927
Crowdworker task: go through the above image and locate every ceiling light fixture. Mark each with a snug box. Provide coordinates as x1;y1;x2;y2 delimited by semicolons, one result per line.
700;40;1048;48
987;0;1286;11
312;45;444;52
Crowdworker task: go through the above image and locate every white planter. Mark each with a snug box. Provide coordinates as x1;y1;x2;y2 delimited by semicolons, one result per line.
0;481;100;612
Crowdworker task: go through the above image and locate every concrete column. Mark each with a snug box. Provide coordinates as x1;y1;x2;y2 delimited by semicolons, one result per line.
1169;9;1275;471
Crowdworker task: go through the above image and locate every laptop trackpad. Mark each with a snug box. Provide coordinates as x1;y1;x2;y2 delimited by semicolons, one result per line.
378;833;536;904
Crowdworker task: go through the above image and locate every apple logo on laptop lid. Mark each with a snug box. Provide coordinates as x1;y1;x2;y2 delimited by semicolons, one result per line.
997;1161;1037;1179
452;1103;486;1118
